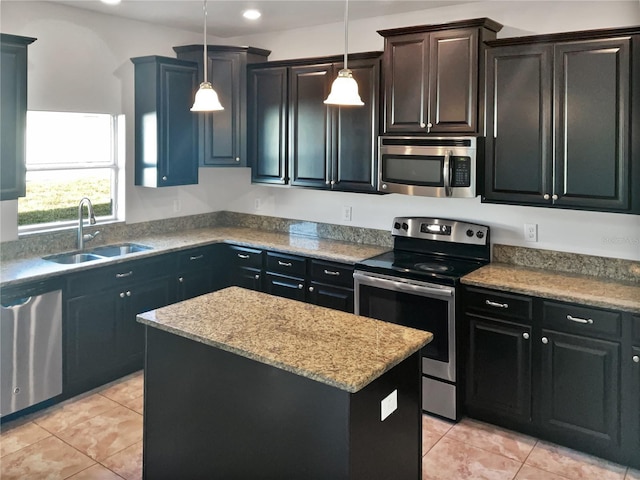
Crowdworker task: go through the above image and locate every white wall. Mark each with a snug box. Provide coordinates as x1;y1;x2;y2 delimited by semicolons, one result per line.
1;1;639;261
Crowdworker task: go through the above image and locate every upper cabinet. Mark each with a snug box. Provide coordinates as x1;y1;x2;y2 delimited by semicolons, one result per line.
174;45;270;167
248;52;381;193
131;56;199;187
378;18;502;135
483;27;640;214
1;34;36;201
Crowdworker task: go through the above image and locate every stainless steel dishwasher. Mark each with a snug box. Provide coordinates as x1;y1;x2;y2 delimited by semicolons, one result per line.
1;281;63;417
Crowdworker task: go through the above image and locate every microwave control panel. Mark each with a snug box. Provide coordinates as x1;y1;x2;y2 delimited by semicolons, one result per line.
451;157;471;187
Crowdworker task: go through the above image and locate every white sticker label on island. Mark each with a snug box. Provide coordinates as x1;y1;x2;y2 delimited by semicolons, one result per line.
380;389;398;421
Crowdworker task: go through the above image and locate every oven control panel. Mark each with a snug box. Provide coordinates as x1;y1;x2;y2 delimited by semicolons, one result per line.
392;217;489;246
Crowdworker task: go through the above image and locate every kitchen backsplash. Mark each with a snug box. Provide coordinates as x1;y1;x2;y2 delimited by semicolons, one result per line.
493;244;640;284
0;212;393;261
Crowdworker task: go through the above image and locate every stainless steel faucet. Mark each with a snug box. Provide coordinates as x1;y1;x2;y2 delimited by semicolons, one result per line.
77;197;100;250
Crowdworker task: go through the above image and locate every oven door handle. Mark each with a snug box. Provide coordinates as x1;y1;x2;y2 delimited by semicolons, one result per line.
443;150;452;197
353;272;454;298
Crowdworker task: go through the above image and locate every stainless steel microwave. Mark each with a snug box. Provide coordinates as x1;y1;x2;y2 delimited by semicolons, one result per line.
378;136;479;198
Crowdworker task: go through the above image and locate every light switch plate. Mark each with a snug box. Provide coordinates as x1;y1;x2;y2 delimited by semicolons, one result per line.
381;389;398;421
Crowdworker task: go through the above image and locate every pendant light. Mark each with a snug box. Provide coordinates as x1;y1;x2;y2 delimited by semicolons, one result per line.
191;0;224;112
324;0;364;106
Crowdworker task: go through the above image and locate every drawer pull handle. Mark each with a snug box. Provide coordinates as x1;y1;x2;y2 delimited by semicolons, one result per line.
190;255;204;261
116;271;133;278
567;314;593;325
633;355;639;363
323;269;340;276
278;261;292;267
485;299;508;309
237;254;250;259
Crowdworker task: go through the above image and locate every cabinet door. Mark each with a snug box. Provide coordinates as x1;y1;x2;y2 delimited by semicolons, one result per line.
120;276;172;367
159;61;199;186
248;66;288;184
540;330;621;452
308;282;354;313
177;269;215;301
289;64;332;188
383;33;429;133
628;345;640;468
483;44;553;205
553;38;630;211
264;273;306;301
65;290;121;389
428;28;478;133
331;57;380;192
1;36;33;200
203;52;242;166
466;316;532;424
230;267;263;291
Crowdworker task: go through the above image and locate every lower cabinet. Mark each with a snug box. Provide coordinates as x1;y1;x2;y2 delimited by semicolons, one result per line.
175;244;226;301
463;286;636;467
64;256;173;395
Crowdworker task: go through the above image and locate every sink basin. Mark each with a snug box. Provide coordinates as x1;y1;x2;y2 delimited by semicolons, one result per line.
88;243;153;257
43;243;153;264
43;252;105;264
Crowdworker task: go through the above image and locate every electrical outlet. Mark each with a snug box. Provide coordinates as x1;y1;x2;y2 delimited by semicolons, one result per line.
524;223;538;242
342;205;352;222
381;389;398;421
254;198;262;211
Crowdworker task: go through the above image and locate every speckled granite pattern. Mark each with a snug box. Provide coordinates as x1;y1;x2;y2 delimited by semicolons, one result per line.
462;264;640;313
493;244;640;284
137;286;433;393
0;226;390;287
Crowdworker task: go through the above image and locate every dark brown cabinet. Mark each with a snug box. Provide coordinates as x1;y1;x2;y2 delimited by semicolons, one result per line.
484;27;639;213
174;45;270;167
1;34;36;200
248;53;381;193
131;56;198;187
378;18;501;135
463;286;634;466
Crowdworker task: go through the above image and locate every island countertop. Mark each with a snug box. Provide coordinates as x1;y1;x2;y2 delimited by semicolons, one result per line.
137;286;433;393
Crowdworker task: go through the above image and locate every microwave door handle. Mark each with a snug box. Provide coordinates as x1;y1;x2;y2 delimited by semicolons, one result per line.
443;150;452;197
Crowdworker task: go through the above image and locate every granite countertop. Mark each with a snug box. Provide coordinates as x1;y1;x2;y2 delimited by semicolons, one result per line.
462;263;640;314
137;286;433;393
0;226;390;287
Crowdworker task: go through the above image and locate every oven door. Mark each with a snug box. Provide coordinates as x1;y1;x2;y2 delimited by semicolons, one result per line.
353;271;456;383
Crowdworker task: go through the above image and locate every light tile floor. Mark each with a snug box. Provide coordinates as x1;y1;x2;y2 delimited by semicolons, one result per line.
1;370;638;479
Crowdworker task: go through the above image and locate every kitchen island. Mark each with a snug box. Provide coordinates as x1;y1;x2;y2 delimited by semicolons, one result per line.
137;286;432;479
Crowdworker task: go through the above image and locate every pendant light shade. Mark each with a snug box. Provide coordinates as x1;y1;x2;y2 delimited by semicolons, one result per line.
191;0;224;112
324;0;363;106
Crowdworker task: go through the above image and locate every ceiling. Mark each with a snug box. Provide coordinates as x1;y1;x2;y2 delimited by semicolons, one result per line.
47;0;474;38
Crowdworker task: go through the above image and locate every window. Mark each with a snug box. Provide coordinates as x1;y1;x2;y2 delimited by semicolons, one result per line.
18;112;121;230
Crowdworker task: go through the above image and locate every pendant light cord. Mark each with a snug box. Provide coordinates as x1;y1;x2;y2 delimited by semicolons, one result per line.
203;0;208;83
343;0;349;69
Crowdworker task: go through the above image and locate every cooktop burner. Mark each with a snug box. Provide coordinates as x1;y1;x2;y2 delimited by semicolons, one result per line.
415;262;454;273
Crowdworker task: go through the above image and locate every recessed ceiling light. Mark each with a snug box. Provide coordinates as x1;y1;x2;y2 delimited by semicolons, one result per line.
242;9;261;20
100;0;121;5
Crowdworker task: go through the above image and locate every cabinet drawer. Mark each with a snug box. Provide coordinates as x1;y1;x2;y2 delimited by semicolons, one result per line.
266;252;306;277
309;260;353;288
66;255;172;297
543;300;621;338
264;272;306;301
464;287;533;322
229;246;263;269
177;246;214;272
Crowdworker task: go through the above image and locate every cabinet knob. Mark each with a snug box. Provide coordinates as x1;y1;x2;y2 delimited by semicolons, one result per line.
162;176;167;181
126;291;131;297
325;180;330;185
330;180;335;185
254;274;260;280
552;194;558;200
298;284;304;289
381;184;388;190
308;286;314;292
633;355;639;363
543;194;550;200
235;157;240;162
420;122;426;128
522;332;530;340
119;292;125;298
541;337;549;344
178;277;184;283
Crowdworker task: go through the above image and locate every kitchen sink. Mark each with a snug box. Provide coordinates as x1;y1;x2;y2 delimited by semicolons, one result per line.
88;243;153;257
43;243;153;264
43;252;105;264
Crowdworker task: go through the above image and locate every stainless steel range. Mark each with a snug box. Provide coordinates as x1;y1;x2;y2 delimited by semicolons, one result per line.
354;217;490;420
